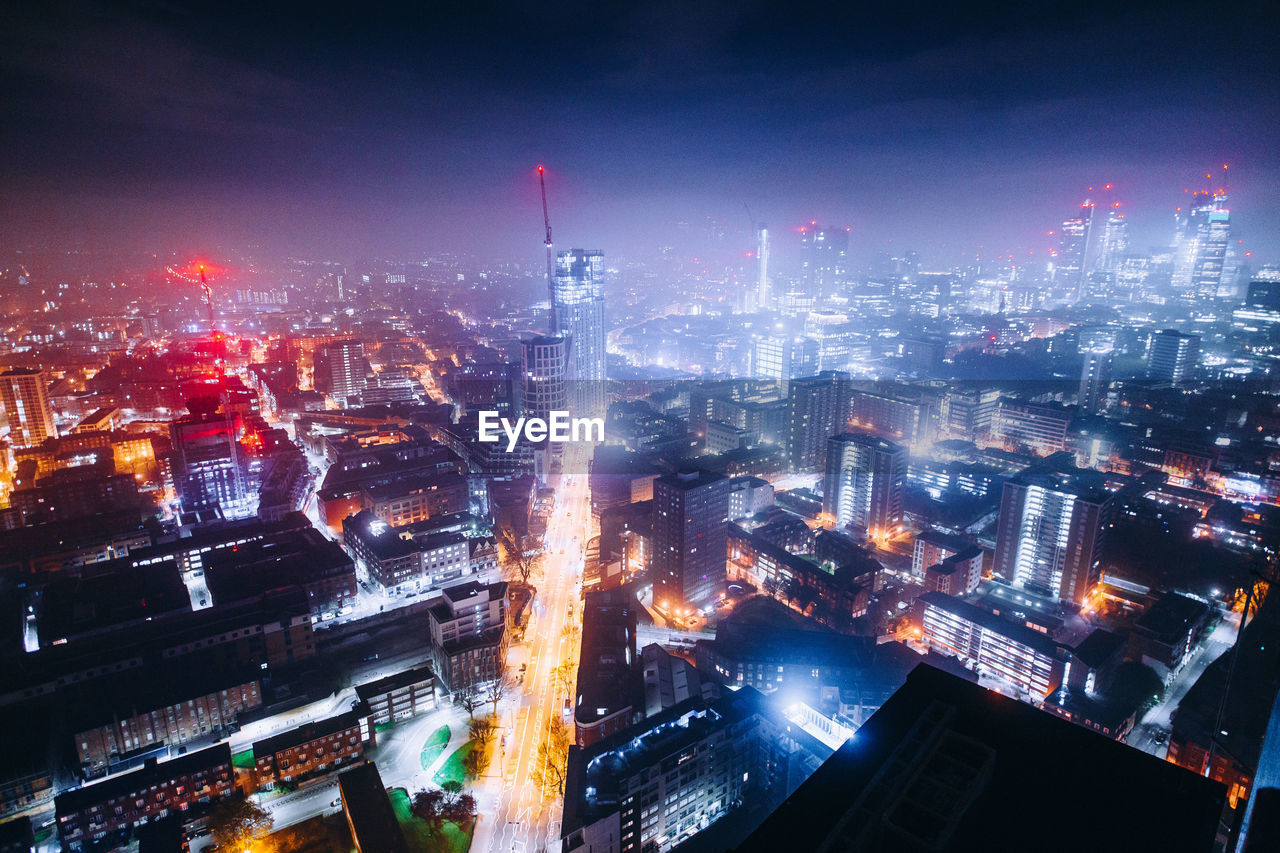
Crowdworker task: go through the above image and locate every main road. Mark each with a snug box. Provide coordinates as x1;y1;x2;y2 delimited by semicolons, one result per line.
475;447;593;853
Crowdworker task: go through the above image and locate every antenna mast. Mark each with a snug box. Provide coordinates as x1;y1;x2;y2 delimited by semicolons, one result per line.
538;166;556;334
199;265;215;330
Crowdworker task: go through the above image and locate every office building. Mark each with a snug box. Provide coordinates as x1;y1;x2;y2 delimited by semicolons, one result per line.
0;368;57;447
801;225;849;299
752;335;818;391
727;475;773;521
554;249;608;418
1097;206;1129;271
652;470;730;608
787;371;850;471
992;471;1113;604
939;386;1000;441
1233;279;1280;327
574;588;641;747
1055;199;1094;297
1148;328;1201;385
847;385;936;447
1172;190;1232;300
823;433;906;538
992;398;1072;455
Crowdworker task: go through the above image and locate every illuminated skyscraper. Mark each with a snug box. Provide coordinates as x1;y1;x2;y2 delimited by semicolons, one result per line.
1078;349;1113;416
522;334;567;483
801;225;848;299
170;406;251;519
756;225;771;310
314;340;367;406
1172;189;1231;300
823;433;906;537
1097;206;1129;271
0;367;57;447
1055;200;1095;297
553;249;607;418
992;471;1112;605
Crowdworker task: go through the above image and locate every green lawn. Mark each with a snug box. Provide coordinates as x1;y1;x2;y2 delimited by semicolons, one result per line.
420;725;451;770
389;787;474;853
432;740;476;788
231;749;255;769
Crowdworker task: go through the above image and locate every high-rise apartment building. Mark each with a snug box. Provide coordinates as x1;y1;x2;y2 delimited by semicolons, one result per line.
1078;349;1113;416
1148;329;1201;386
170;408;252;519
992;471;1113;605
522;334;568;483
554;249;607;418
823;433;906;537
652;470;730;607
787;371;850;471
314;340;367;406
0;368;57;447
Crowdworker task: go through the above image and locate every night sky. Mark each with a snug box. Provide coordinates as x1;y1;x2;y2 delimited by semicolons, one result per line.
3;0;1279;267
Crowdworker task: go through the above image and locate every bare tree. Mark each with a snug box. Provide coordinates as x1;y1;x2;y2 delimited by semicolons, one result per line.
469;715;496;750
530;716;572;796
486;670;514;717
550;661;576;698
497;527;541;586
455;682;482;721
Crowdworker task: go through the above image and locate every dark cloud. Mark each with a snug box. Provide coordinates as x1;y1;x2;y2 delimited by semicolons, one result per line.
2;0;1278;265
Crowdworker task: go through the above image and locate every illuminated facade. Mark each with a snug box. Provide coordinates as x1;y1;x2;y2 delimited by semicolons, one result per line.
1148;328;1201;386
554;250;608;418
822;433;905;536
1078;348;1112;416
0;367;57;448
916;590;1065;697
652;470;730;607
562;688;800;853
992;472;1113;605
55;744;235;850
169;410;252;519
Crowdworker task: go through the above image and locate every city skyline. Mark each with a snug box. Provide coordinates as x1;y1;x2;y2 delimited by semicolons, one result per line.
2;4;1279;853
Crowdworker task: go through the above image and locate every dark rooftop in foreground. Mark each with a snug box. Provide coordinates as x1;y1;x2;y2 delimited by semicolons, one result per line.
338;761;411;853
736;664;1226;853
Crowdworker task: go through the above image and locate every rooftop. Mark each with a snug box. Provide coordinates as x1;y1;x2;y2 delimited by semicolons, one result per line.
737;664;1226;853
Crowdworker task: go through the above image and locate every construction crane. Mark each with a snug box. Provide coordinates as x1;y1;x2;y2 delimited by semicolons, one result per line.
198;264;215;331
537;165;556;334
